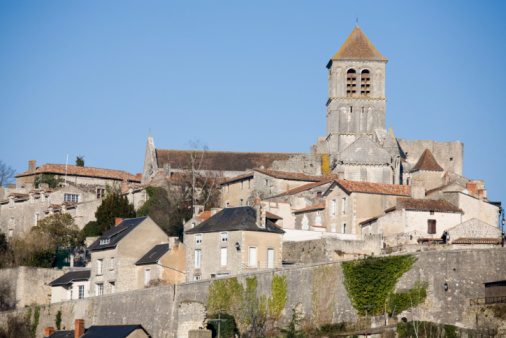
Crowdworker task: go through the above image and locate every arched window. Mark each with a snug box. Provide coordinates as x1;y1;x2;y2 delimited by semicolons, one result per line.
346;69;357;97
361;70;370;97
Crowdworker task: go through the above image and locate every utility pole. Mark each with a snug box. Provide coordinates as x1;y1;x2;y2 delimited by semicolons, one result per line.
208;309;226;338
364;304;375;338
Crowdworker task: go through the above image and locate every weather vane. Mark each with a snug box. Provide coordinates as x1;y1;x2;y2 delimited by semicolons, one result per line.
356;16;359;27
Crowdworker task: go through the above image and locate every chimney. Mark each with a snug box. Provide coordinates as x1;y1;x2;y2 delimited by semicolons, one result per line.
115;218;123;226
169;236;179;248
28;160;36;174
478;189;485;201
121;179;128;193
411;179;425;199
466;183;477;197
255;200;266;228
136;173;142;180
45;327;55;336
74;319;85;338
211;208;221;216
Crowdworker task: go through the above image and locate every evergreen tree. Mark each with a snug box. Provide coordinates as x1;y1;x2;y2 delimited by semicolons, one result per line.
75;156;85;167
92;192;135;235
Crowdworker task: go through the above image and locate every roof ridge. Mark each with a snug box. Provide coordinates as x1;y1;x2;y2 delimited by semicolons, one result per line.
331;27;387;62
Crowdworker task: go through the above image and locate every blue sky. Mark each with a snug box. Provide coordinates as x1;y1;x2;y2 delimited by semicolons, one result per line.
1;1;505;215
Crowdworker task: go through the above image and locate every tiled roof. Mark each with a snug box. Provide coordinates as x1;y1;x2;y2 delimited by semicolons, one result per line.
48;270;90;286
268;180;333;198
397;198;462;212
16;164;141;182
88;217;148;251
331;180;411;196
266;211;282;220
48;331;74;338
81;325;149;337
425;182;457;196
156;149;301;172
411;149;444;172
136;243;170;265
293;201;326;213
452;238;502;244
196;211;212;221
330;27;387;62
185;206;284;235
255;168;337;182
220;172;254;185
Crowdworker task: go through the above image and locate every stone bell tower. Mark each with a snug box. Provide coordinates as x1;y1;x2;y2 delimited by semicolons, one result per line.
325;25;388;154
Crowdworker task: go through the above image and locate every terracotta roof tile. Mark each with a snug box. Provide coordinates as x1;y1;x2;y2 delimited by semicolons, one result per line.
397;198;462;212
425;182;456;196
196;211;212;221
293;201;326;213
255;168;338;182
412;149;443;172
269;180;333;198
334;180;411;196
220;172;254;185
452;238;502;244
331;27;387;62
156;149;302;172
266;211;283;220
16;164;141;182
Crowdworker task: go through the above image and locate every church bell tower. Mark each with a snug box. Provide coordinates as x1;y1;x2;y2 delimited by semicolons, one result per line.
325;26;388;154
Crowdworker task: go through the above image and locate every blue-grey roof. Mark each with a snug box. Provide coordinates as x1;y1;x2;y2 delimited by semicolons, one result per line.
185;206;284;234
135;243;170;265
48;331;73;338
82;324;150;337
48;270;90;286
88;217;147;252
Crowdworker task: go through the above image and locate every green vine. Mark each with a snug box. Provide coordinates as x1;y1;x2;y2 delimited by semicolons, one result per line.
55;310;62;330
387;280;427;316
268;274;287;321
30;307;40;337
341;255;417;316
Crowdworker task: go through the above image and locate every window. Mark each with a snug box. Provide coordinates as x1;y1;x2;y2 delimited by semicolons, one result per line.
316;191;322;198
331;199;337;216
342;197;348;215
191;222;196;228
265;179;269;186
240;198;244;206
240;181;244;190
110;257;114;270
110;281;115;293
428;220;437;234
349;106;353;113
220;247;227;267
430;210;434;215
195;234;202;244
144;269;151;286
248;179;251;189
361;106;365;113
34;213;40;225
342;222;347;234
97;259;103;275
64;194;79;203
69;286;73;300
195;249;202;268
96;283;104;296
194;275;201;281
99;238;110;245
96;188;105;199
78;285;85;299
226;184;229;193
249;247;257;267
360;69;370;97
267;248;274;269
346;69;357;97
220;232;228;243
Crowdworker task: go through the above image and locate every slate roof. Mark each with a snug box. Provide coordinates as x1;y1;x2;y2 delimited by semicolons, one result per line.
16;164;141;182
411;149;444;172
88;217;148;252
293;201;326;214
82;324;150;337
267;180;333;199
220;172;254;185
155;149;300;172
48;330;74;338
135;243;170;265
185;206;284;234
452;238;502;244
48;270;90;286
266;211;282;220
327;180;411;196
254;168;337;182
397;198;462;212
329;26;387;63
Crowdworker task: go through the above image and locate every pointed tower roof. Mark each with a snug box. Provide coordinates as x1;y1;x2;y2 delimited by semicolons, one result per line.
383;125;401;157
330;27;387;62
412;149;444;172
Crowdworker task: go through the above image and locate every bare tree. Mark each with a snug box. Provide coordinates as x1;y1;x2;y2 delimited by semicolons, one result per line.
0;161;15;187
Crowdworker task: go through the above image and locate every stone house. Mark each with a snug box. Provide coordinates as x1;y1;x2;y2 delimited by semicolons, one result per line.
407;149;445;190
87;217;182;296
48;270;90;303
323;179;411;236
45;319;151;338
446;218;503;248
184;205;284;281
220;172;254;207
293;201;327;232
360;197;463;247
135;239;186;286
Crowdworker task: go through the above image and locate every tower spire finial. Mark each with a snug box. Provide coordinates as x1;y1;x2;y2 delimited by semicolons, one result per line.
356;16;358;27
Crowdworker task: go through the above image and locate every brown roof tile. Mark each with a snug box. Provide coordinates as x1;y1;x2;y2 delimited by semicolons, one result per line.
266;211;283;220
16;164;141;182
255;168;337;182
452;238;502;244
294;201;326;213
269;180;333;198
220;172;254;185
156;149;302;172
412;149;444;172
334;180;411;196
331;27;387;62
397;198;462;212
196;211;212;221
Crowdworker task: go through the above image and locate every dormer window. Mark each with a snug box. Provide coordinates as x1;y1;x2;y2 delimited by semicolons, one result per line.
100;238;111;245
346;69;357;97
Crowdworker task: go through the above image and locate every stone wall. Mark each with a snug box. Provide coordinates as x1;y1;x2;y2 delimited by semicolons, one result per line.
272;154;322;175
2;249;506;337
0;267;64;309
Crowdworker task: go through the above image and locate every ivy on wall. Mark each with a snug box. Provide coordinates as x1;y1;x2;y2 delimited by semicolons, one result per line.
341;255;417;316
387;280;427;316
268;274;287;322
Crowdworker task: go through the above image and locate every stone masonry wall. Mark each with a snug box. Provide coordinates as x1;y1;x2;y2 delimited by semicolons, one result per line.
1;249;505;337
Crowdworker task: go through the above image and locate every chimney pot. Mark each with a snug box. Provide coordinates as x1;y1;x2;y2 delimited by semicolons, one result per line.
28;160;36;174
115;218;123;226
45;327;55;336
75;319;85;338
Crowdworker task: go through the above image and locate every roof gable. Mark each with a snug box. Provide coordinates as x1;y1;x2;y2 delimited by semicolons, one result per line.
339;135;392;165
136;243;170;265
185;206;284;234
412;149;444;172
254;168;336;182
397;198;462;212
325;179;411;197
88;217;148;251
48;270;90;286
330;27;387;62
